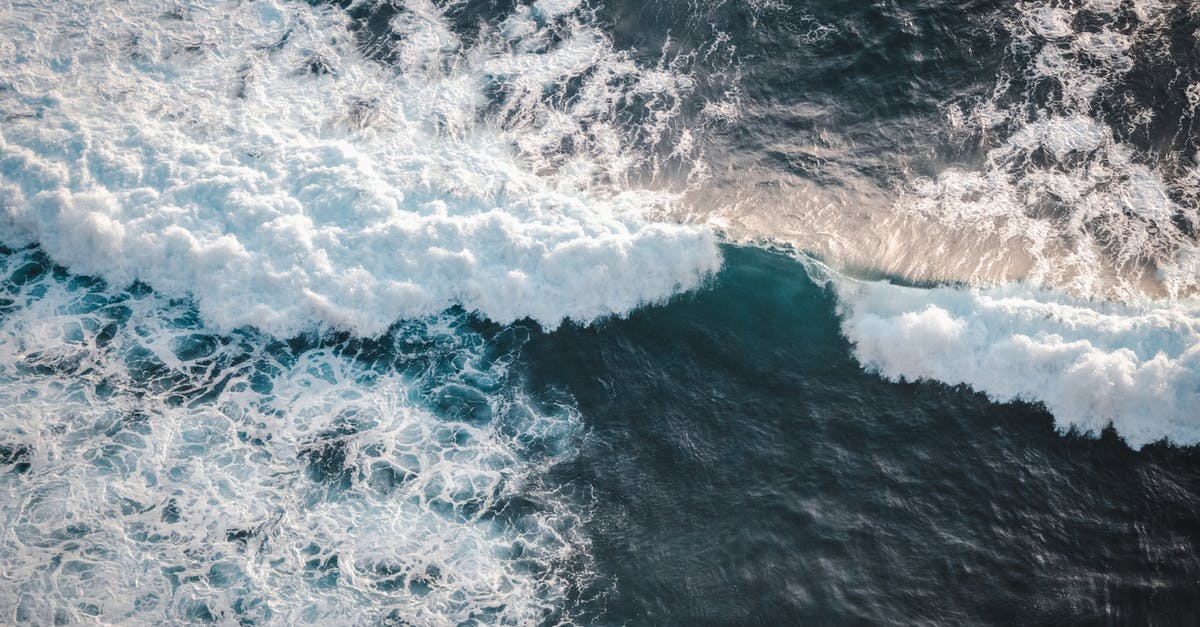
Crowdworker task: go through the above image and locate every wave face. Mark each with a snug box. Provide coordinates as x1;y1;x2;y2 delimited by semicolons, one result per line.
523;245;1200;624
628;0;1200;448
1;0;1200;622
0;0;721;336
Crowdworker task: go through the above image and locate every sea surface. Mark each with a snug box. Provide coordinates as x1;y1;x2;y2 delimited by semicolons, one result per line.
0;0;1198;624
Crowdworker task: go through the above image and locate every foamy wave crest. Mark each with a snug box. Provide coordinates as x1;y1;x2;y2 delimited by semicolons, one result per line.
800;1;1200;449
0;246;591;623
0;0;721;336
833;273;1200;449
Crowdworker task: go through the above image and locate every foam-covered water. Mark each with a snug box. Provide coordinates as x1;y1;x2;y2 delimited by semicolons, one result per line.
2;0;1200;623
901;0;1200;298
0;0;736;620
830;269;1200;448
0;0;720;336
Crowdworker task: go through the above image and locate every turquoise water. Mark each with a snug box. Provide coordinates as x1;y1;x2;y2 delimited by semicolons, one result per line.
2;0;1200;623
527;246;1200;623
4;244;1196;623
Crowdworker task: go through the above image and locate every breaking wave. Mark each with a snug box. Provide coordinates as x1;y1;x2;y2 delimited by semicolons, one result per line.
0;0;722;337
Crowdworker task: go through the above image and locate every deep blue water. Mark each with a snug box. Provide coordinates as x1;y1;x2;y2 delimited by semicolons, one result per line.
2;0;1200;624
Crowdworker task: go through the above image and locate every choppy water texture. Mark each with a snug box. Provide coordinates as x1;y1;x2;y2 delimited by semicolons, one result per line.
0;0;1199;624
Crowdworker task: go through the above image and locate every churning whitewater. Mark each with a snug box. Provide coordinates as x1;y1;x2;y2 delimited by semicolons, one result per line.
0;0;721;336
0;245;590;623
1;0;1199;623
0;0;717;622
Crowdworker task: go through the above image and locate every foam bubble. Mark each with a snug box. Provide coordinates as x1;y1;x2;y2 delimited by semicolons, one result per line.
831;271;1200;449
0;0;722;337
1023;6;1075;40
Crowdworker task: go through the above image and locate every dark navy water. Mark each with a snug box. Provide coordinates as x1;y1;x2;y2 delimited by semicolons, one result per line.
528;246;1200;624
600;0;1012;181
3;0;1200;624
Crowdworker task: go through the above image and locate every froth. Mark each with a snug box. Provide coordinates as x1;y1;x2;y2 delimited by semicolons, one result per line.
0;0;721;337
0;247;589;623
904;0;1200;299
830;270;1200;449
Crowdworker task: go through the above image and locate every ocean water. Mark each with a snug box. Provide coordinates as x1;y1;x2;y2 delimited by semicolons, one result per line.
0;0;1198;624
527;245;1200;623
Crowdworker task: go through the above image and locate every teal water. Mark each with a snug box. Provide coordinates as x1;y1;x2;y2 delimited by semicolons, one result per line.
2;243;1198;624
3;0;1200;623
527;246;1200;624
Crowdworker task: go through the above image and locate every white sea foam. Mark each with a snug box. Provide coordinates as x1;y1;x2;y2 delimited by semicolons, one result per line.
0;0;729;621
902;0;1200;299
771;1;1200;449
0;248;588;624
831;273;1200;449
0;0;721;337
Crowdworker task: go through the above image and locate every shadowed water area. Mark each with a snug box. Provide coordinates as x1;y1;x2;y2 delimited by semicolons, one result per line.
527;246;1200;624
0;0;1198;623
